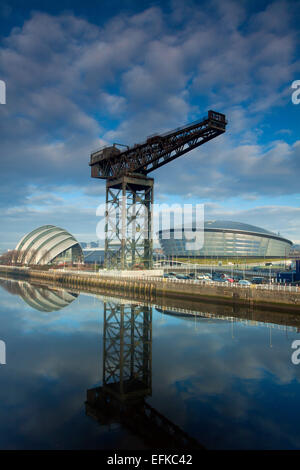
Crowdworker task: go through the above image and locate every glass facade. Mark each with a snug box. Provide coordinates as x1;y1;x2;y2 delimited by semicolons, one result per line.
52;244;83;264
158;221;292;258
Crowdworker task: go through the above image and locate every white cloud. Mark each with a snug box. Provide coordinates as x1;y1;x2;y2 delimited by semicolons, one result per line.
0;1;299;246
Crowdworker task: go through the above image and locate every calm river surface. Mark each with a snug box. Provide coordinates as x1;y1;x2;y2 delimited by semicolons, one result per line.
0;278;300;450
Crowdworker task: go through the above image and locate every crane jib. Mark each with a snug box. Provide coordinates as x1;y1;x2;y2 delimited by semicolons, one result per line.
89;110;227;179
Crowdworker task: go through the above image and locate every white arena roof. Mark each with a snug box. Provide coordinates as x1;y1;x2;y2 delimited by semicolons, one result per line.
15;225;82;265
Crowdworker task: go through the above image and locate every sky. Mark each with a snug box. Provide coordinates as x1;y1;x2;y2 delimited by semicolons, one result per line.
0;0;299;252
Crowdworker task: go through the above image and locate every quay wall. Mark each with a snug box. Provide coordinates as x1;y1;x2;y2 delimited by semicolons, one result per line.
0;266;299;313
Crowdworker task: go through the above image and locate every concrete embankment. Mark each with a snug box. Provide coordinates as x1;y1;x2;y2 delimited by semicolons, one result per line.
0;265;300;313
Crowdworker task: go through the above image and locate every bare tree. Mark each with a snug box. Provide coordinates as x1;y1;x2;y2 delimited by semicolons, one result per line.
0;250;21;266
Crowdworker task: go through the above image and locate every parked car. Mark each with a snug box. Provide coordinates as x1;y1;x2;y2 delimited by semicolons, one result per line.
252;277;265;284
176;274;190;280
238;279;252;286
187;272;196;279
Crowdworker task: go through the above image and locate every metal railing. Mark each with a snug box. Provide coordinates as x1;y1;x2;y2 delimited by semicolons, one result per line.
1;265;299;293
54;269;300;293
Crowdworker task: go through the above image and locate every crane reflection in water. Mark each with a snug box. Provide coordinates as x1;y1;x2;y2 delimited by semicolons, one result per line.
2;278;298;449
85;298;204;450
0;278;203;449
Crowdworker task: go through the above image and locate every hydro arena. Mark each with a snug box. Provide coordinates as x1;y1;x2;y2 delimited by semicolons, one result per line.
158;220;293;259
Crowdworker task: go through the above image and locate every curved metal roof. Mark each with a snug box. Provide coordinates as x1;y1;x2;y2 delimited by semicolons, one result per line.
0;278;78;312
18;283;78;312
203;220;292;243
159;220;292;244
203;220;274;235
15;225;82;265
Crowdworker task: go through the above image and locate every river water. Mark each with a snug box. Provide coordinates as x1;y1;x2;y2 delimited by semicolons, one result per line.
0;277;300;450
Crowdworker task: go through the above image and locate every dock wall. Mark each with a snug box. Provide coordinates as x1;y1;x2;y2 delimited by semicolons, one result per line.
0;265;299;313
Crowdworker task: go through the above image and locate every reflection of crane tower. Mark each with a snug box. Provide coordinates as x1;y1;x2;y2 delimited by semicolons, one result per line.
86;300;204;449
90;110;227;269
102;301;152;400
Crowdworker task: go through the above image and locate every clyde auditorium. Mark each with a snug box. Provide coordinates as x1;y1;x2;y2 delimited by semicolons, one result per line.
158;220;293;258
15;225;84;265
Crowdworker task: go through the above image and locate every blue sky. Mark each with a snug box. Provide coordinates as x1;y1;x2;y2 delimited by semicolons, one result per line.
0;0;299;252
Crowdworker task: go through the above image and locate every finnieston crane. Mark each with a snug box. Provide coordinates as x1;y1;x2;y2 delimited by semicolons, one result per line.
89;110;227;269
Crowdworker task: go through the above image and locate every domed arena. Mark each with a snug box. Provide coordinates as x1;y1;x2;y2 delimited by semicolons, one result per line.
158;220;293;258
15;225;84;265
